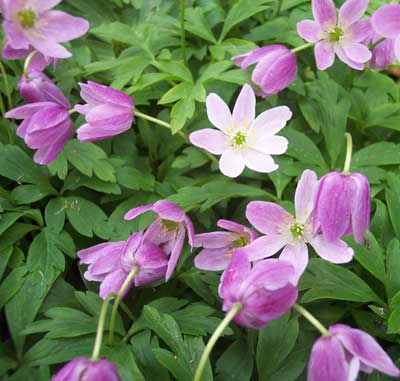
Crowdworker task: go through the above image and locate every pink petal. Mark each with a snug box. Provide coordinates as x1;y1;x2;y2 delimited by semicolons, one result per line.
279;243;308;285
135;242;168;269
217;219;250;235
295;169;318;223
193;231;235;248
312;0;337;30
3;21;29;50
86;103;133;128
194;248;231;271
395;36;400;60
77;122;131;143
166;226;185;280
243;149;279;173
338;0;369;27
205;93;232;132
297;20;323;43
99;269;130;300
244;235;286;261
189;129;229;155
232;45;287;69
308;235;354;263
371;4;400;38
124;204;153;220
5;102;56;119
153;200;186;222
232;83;255;126
308;336;348;381
342;42;372;63
251;106;292;135
348;357;360;381
330;324;400;377
219;149;245;178
78;242;125;265
350;173;370;243
315;41;335;70
26;33;71;58
334;45;365;70
350;19;373;43
246;201;291;235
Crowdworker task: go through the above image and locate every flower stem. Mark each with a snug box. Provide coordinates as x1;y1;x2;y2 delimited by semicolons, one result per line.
291;42;314;54
23;50;37;79
194;303;242;381
180;0;187;64
272;0;283;18
369;37;385;50
0;61;12;110
108;266;138;346
343;132;353;175
91;293;114;361
69;109;77;115
293;303;329;337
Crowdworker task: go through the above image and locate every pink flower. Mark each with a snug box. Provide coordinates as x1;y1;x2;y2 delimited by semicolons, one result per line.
194;219;257;271
308;324;400;381
5;99;73;165
232;45;297;96
297;0;372;70
52;357;120;381
189;84;291;178
75;81;135;142
77;231;168;299
1;0;89;60
313;171;370;244
124;200;195;280
245;170;353;283
371;4;400;62
219;250;298;329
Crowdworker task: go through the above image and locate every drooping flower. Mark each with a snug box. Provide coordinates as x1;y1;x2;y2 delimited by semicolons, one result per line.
77;231;168;299
5;98;73;165
1;0;89;60
18;70;69;104
124;200;194;280
308;324;400;381
52;357;120;381
245;170;354;283
194;219;257;271
219;250;298;329
189;84;291;178
297;0;372;70
232;45;297;96
371;4;400;62
75;81;135;142
313;171;370;244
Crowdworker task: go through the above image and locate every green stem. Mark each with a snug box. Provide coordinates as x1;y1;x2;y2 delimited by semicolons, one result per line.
23;50;37;79
0;61;12;109
343;132;353;175
91;293;114;361
291;42;314;54
134;110;219;165
272;0;283;18
293;303;329;337
108;267;139;346
180;0;187;64
194;303;242;381
69;108;77;115
369;37;385;50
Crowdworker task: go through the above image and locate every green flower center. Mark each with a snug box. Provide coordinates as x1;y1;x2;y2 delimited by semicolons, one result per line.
162;219;179;231
232;131;247;147
329;27;343;42
290;223;304;239
17;9;37;29
232;235;250;248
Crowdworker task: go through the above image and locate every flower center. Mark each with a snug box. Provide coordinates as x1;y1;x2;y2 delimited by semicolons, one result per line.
329;27;343;42
162;219;179;231
290;222;305;239
17;9;37;28
232;131;247;147
232;235;250;248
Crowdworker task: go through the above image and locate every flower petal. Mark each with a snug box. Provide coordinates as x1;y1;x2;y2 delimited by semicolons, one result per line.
189;129;229;155
279;243;308;285
5;102;56;119
243;149;279;173
330;324;400;377
297;20;323;42
243;235;286;261
124;204;153;221
395;36;400;60
350;19;373;43
232;83;255;126
312;0;337;30
219;149;245;178
246;201;291;235
99;268;130;300
26;34;72;59
338;0;369;27
295;169;319;223
334;45;365;70
350;173;370;243
308;235;354;263
194;248;231;271
193;231;235;248
205;93;232;132
342;42;372;63
166;226;185;280
371;4;400;38
315;41;335;70
251;135;289;155
153;200;186;222
250;106;292;135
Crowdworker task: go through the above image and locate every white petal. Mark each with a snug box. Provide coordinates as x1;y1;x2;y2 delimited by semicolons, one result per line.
251;135;289;155
232;84;256;126
295;170;319;223
219;150;245;178
308;235;354;263
189;129;229;154
251;106;292;135
243;149;278;173
206;93;232;132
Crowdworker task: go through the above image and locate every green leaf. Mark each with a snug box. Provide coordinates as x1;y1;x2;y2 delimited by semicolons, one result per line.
386;173;400;240
153;61;193;82
386;239;400;302
45;198;66;233
0;266;28;310
109;344;145;381
352;142;400;167
11;183;57;204
170;97;196;133
172;147;209;169
185;7;216;43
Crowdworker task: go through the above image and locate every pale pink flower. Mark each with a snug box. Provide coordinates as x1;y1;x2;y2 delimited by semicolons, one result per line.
189;84;291;178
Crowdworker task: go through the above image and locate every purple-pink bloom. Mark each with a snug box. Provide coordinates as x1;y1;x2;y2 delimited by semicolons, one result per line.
219;250;298;329
52;357;120;381
308;324;400;381
189;84;291;178
5;97;73;165
245;170;353;283
77;231;168;299
194;219;257;271
1;0;89;60
297;0;372;70
313;171;370;244
75;81;135;142
232;45;297;96
124;200;195;280
371;4;400;62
